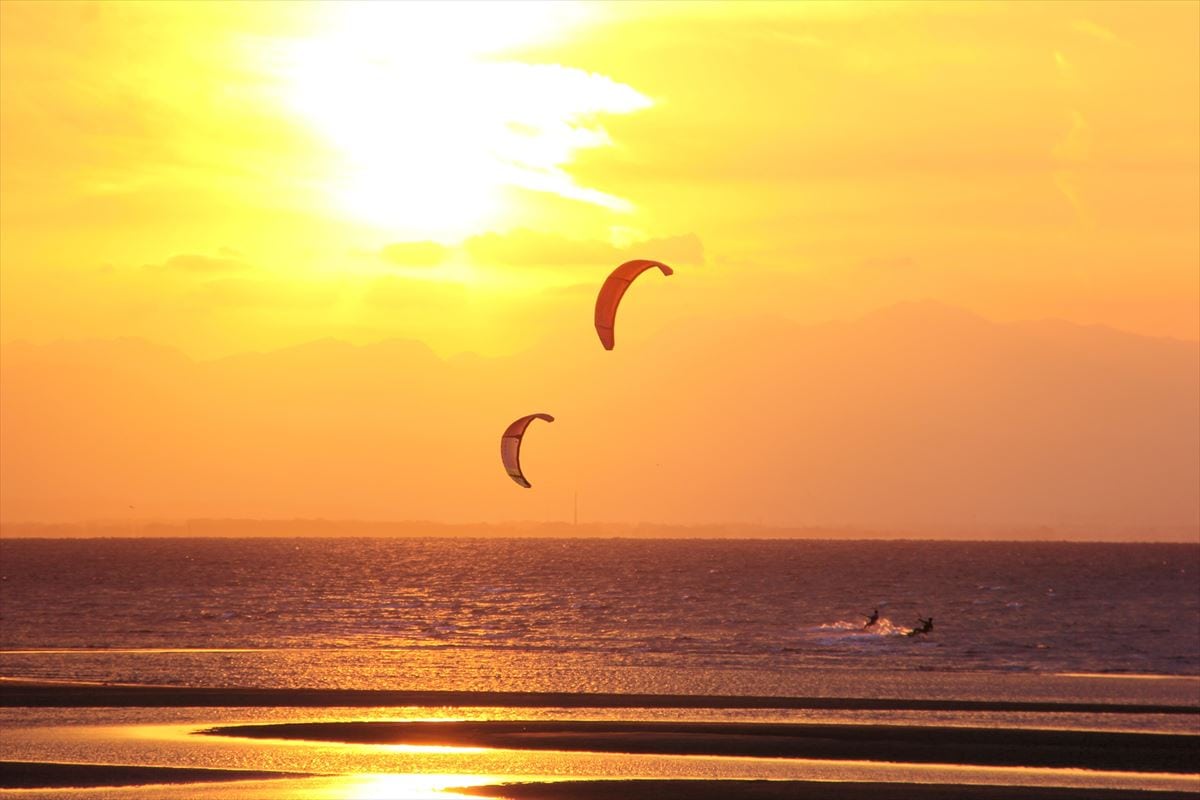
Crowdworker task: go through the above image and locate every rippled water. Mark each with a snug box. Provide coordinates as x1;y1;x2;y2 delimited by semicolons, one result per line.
1;538;1197;689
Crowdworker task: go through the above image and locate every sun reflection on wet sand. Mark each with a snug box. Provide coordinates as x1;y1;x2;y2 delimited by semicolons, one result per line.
326;772;513;800
5;718;1198;797
3;698;1199;799
377;744;488;754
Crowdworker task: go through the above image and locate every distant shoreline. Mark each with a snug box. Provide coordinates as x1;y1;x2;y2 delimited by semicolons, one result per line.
3;521;1198;542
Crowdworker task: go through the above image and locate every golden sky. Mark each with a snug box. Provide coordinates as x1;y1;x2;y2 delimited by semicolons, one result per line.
1;1;1197;533
2;0;1196;359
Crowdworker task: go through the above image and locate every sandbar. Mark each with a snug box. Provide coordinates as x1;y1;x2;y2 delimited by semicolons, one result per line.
0;761;311;789
2;680;1195;714
201;720;1200;773
457;780;1200;800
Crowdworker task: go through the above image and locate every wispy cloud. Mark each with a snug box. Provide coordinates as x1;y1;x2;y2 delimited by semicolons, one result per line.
462;229;703;268
1072;19;1119;43
379;241;450;268
153;253;253;274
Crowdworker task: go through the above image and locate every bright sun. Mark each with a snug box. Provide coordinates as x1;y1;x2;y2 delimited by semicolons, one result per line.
279;1;652;241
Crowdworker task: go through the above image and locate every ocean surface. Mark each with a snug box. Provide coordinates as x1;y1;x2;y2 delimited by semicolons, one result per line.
1;538;1197;694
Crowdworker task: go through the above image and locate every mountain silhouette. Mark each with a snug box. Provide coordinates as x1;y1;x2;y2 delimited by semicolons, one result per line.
2;303;1196;537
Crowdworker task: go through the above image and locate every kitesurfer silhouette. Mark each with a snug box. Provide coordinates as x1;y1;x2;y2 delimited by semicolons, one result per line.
907;617;933;636
863;608;879;629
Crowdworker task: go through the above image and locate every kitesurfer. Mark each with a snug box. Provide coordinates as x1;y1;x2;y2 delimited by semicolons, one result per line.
907;617;933;636
863;609;879;629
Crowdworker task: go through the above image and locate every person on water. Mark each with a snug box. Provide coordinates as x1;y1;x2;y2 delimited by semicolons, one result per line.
907;617;933;636
863;609;879;629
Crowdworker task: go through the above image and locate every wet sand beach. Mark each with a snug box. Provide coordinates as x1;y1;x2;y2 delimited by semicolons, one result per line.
1;769;1196;799
2;679;1198;797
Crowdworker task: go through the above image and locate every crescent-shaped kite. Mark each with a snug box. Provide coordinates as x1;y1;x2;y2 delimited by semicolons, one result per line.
500;413;555;488
594;259;673;350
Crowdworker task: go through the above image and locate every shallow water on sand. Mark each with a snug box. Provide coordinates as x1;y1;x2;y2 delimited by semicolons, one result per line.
2;705;1198;797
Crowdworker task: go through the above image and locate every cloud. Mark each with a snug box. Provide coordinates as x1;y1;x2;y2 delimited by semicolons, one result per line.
1052;110;1092;227
859;256;917;271
464;229;704;268
1053;110;1090;163
363;275;468;310
1053;51;1076;86
379;241;449;267
635;233;704;266
155;253;252;274
465;229;619;267
190;278;339;309
1072;19;1118;43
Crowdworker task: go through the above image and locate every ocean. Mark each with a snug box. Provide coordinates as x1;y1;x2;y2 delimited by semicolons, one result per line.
2;538;1197;694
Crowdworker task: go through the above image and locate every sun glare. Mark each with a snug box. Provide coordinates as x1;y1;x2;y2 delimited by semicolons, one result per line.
279;2;651;240
334;773;499;800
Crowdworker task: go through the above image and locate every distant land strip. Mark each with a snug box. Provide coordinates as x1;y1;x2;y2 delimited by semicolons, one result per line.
4;520;1199;541
2;681;1197;714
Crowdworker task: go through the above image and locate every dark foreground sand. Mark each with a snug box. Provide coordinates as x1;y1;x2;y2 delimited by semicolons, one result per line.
0;761;310;789
3;680;1195;714
202;720;1200;774
456;780;1200;800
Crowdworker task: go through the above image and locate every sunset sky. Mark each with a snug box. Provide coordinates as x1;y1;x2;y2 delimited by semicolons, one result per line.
1;1;1197;535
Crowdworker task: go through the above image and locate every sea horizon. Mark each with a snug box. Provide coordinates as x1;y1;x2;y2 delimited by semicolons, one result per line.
4;520;1198;543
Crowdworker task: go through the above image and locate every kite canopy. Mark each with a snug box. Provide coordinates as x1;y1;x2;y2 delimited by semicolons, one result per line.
594;259;673;350
500;413;555;488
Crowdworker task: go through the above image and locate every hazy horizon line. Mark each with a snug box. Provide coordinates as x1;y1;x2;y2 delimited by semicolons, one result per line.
2;518;1196;543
